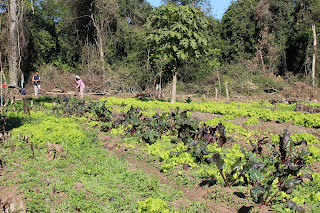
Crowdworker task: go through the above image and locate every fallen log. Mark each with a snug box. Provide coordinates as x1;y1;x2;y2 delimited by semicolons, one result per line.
46;91;76;95
86;92;107;95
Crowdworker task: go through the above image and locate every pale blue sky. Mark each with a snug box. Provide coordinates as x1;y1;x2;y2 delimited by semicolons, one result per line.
146;0;233;20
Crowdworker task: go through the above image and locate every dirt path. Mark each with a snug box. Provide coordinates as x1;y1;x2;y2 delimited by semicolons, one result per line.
0;168;26;212
231;117;320;139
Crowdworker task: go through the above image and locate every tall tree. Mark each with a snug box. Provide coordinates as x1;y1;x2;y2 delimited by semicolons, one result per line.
147;4;208;103
220;0;258;62
308;0;319;87
255;0;296;75
6;0;27;86
90;0;119;75
9;0;18;86
22;0;82;72
295;0;320;87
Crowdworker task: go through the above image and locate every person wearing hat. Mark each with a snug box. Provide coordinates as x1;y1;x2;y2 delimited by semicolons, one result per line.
32;71;41;96
75;75;85;99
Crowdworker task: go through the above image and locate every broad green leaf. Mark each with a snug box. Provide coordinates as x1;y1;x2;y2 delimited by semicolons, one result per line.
172;45;178;52
250;187;266;203
283;179;301;189
248;151;257;162
231;157;242;172
208;153;225;170
249;169;264;182
287;200;305;213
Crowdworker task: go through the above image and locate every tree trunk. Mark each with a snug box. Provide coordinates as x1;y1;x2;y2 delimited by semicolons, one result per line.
9;0;19;86
30;0;34;14
98;35;105;75
225;82;229;102
258;48;266;73
90;13;106;75
146;48;150;71
170;72;177;104
158;71;162;99
312;23;317;88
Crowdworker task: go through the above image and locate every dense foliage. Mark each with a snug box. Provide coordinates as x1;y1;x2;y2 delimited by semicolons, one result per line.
0;0;319;92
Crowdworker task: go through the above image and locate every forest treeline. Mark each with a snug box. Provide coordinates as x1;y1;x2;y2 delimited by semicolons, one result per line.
0;0;319;98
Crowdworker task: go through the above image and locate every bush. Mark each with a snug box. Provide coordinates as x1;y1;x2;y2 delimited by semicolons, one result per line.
11;116;87;147
137;198;169;213
37;63;60;82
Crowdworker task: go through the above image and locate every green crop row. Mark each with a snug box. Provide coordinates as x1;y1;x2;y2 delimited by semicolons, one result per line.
101;97;320;128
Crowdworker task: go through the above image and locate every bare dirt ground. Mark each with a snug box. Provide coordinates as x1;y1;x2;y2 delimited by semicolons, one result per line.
0;168;26;212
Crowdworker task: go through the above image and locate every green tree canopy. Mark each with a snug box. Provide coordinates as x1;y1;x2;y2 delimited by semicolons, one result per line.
147;4;208;103
220;0;258;62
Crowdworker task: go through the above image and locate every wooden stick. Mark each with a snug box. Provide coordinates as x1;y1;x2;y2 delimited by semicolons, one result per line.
225;82;229;102
215;87;218;100
217;71;221;92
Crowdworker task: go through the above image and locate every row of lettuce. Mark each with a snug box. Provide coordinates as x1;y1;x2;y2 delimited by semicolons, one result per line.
101;97;320;128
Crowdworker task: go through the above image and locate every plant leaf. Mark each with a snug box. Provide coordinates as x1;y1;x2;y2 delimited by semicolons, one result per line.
283;179;302;194
231;157;242;172
249;169;264;183
170;151;181;156
207;153;225;170
250;186;266;203
297;174;313;182
287;200;305;213
216;122;227;146
243;160;263;172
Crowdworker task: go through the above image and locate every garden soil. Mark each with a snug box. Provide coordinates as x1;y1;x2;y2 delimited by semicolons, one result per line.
0;170;26;212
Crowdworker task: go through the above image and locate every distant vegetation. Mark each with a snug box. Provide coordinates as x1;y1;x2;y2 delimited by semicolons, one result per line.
0;0;319;98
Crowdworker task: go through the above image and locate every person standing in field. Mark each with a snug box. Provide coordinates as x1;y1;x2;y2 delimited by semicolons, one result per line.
75;75;85;99
32;71;40;96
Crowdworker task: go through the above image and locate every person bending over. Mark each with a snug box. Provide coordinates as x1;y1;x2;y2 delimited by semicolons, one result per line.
75;75;85;99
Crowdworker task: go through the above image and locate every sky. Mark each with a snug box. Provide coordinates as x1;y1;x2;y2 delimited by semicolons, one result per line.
146;0;233;20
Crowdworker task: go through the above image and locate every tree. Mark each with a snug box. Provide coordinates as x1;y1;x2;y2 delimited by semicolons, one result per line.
147;4;208;103
220;0;258;63
6;0;28;86
9;0;18;86
90;0;119;76
162;0;212;14
294;0;320;87
254;0;296;75
306;0;319;87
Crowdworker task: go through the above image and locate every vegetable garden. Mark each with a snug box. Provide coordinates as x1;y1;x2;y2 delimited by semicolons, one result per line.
1;96;320;212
